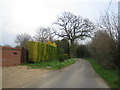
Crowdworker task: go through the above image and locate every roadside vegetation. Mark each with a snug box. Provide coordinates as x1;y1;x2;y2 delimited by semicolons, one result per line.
21;59;76;70
85;58;119;88
14;11;119;88
74;13;119;88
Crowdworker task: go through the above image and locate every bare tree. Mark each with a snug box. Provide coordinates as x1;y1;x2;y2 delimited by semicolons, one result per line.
3;44;12;48
34;27;55;42
15;33;31;48
91;31;117;69
54;12;94;57
118;2;120;70
99;12;118;41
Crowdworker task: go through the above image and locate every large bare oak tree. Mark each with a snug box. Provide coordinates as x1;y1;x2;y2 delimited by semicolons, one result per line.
55;12;94;57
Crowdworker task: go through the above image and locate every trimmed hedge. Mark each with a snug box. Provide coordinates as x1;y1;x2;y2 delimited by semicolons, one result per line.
28;41;57;62
37;42;43;61
55;40;65;61
28;41;38;62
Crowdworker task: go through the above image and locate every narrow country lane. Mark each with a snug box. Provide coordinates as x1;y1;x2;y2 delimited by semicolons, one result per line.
25;59;110;88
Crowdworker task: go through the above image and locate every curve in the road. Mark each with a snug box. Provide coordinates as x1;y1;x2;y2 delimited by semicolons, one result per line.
28;59;110;88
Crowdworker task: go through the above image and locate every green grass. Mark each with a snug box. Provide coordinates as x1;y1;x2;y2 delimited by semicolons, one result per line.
21;59;76;70
84;58;119;88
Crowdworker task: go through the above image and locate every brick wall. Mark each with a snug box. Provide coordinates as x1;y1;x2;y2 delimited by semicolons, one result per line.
1;46;22;66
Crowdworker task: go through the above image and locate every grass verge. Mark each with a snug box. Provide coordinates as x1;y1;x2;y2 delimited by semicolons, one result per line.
21;59;76;70
84;58;119;88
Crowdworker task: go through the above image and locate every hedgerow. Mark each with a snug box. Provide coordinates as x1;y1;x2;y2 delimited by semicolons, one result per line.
27;41;57;62
28;41;38;62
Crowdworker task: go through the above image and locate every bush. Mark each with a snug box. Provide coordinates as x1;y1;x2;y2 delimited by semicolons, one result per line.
37;42;43;61
46;41;57;61
28;41;38;62
64;54;69;60
59;55;65;61
42;43;47;60
55;40;65;61
28;41;58;62
91;31;117;69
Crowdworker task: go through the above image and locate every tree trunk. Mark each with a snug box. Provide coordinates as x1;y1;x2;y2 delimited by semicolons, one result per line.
70;40;75;58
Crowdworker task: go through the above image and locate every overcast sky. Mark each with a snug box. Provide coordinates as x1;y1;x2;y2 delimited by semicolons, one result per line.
0;0;118;46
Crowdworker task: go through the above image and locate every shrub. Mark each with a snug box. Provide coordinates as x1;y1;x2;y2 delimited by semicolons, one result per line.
46;41;57;61
28;41;38;62
55;40;65;61
59;55;65;61
28;41;58;62
37;42;43;61
64;54;69;60
91;31;117;69
42;43;47;60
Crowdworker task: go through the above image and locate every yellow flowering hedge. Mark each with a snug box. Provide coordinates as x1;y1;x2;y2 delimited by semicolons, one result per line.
46;41;57;47
28;41;57;62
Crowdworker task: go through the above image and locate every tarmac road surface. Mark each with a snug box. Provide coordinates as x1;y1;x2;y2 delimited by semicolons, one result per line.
26;59;110;88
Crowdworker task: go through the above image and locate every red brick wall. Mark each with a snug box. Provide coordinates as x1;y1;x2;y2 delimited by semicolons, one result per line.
1;46;22;66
